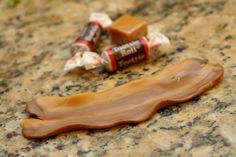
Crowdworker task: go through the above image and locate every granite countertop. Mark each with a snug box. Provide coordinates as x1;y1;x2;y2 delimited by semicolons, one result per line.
0;0;236;156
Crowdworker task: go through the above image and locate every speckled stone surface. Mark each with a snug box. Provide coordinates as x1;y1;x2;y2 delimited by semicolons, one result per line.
0;0;235;156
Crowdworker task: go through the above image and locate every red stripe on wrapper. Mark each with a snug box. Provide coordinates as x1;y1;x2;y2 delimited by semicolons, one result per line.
139;37;150;57
106;48;117;71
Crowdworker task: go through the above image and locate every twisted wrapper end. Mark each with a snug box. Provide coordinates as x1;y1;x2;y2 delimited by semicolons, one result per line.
147;33;170;59
89;12;112;29
64;51;103;74
147;33;170;49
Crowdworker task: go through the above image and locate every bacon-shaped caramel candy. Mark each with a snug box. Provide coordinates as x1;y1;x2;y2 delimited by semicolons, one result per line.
22;58;223;139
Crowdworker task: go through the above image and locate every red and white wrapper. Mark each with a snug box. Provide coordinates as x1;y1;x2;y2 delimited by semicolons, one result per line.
71;12;112;55
64;33;170;73
64;51;102;74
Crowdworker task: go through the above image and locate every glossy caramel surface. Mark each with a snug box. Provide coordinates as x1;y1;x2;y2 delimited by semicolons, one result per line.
109;15;147;44
22;58;223;139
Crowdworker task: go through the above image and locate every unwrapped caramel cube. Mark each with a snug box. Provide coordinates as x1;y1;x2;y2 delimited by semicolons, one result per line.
109;15;148;45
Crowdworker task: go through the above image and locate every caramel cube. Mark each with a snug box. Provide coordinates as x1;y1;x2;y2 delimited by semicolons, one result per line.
109;15;148;45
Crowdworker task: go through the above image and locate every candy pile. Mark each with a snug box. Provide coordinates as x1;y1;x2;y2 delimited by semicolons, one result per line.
64;13;170;73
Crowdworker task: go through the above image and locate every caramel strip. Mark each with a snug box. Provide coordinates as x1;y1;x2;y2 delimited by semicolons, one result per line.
22;58;223;138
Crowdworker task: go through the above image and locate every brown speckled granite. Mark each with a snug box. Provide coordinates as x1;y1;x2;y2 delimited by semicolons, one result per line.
0;0;235;156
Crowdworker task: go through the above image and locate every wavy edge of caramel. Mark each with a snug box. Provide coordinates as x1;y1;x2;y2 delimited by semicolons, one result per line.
22;58;224;139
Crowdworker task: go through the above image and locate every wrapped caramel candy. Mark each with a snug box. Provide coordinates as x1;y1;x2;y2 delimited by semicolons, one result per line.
71;12;112;55
64;33;170;73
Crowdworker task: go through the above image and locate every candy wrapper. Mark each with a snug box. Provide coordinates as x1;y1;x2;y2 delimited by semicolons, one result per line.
64;33;170;73
64;51;102;74
71;12;112;55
